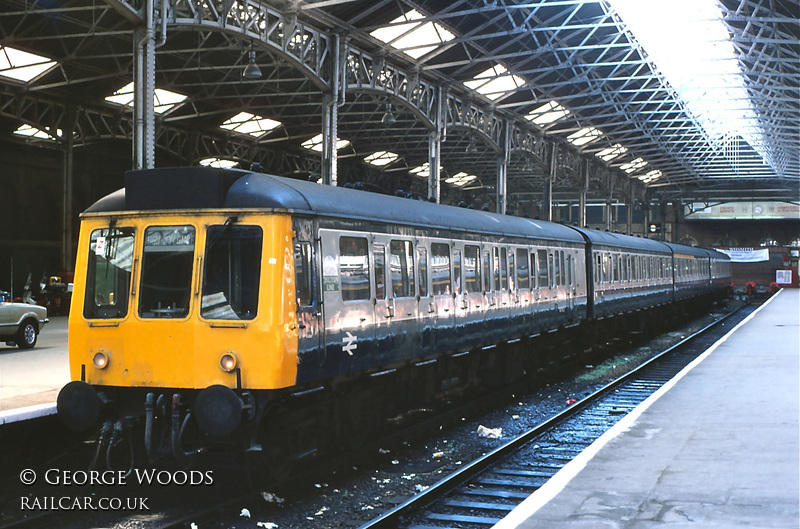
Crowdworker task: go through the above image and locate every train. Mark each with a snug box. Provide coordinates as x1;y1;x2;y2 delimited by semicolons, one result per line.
57;167;730;474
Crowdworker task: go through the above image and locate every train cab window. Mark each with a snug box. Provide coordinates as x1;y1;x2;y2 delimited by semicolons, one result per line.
537;250;548;288
201;225;262;320
294;242;313;307
483;251;491;292
139;225;196;319
418;247;428;297
339;236;370;301
464;245;480;293
500;248;508;290
390;240;415;298
430;243;451;296
84;227;135;319
529;252;537;289
517;249;529;289
374;245;386;300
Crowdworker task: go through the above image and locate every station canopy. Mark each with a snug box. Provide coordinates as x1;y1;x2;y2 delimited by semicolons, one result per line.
0;0;797;206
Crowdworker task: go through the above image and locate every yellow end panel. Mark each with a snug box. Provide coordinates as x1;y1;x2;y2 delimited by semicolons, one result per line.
69;212;298;390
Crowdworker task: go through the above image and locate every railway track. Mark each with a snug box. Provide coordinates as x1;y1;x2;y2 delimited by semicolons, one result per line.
356;303;750;529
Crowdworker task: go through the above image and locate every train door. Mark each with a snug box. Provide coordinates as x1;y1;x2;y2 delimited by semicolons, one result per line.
514;247;532;329
320;229;376;375
462;243;485;342
430;241;455;354
372;241;392;363
293;237;322;375
416;243;435;356
387;237;420;361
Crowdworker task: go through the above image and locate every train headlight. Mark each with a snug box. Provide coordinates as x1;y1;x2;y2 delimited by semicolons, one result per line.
93;351;109;369
219;352;238;373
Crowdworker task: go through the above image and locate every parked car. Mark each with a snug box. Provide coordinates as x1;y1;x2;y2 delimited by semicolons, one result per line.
0;291;48;349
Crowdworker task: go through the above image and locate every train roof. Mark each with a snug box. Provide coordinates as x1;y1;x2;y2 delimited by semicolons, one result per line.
86;167;584;243
568;226;672;255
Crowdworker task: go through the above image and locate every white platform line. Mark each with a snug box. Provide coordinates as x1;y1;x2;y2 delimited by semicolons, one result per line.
493;292;783;529
0;402;57;425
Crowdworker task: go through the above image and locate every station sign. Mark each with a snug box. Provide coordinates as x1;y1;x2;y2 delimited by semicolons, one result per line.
684;201;799;220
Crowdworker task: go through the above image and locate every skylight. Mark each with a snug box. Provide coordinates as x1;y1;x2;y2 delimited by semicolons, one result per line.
370;9;455;59
444;172;477;187
595;143;628;162
409;163;431;177
199;158;238;169
13;124;61;141
638;169;662;183
526;101;570;125
105;82;187;114
0;46;56;82
606;0;769;169
620;157;648;173
567;127;603;146
219;112;281;137
301;133;350;152
463;64;526;101
364;151;399;167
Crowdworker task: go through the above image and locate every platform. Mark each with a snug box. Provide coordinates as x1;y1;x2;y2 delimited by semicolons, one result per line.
0;315;69;424
496;288;800;529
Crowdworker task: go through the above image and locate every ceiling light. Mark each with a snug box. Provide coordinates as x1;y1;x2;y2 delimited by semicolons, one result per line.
242;46;262;80
381;104;396;125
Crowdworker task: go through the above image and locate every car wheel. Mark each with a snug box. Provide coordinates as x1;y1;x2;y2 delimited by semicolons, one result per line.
16;320;38;349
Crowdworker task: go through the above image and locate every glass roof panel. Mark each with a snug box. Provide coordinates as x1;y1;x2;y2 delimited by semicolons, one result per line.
463;64;525;100
620;157;648;173
0;46;56;82
607;0;770;170
526;100;571;125
370;9;455;59
444;171;477;187
364;151;399;167
595;143;628;161
567;126;603;146
199;158;238;169
220;111;281;137
105;82;187;114
13;124;60;140
301;133;350;152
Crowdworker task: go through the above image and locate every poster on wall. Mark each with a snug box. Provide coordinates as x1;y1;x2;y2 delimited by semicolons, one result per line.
775;270;792;285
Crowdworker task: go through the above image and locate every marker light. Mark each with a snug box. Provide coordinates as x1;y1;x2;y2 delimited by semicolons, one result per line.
220;353;238;373
93;351;109;369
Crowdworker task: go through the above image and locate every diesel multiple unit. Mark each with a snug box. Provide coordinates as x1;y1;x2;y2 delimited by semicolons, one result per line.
57;167;730;471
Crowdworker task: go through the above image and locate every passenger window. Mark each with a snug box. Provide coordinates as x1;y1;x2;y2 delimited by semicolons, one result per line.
294;242;313;307
516;249;529;289
529;252;537;289
500;248;508;290
464;245;480;293
537;249;548;288
453;249;462;294
483;251;491;292
548;252;555;288
390;240;415;298
431;243;451;296
339;236;370;301
418;247;428;297
552;252;560;287
559;251;566;286
492;248;500;291
374;245;386;300
508;250;516;290
566;253;573;287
